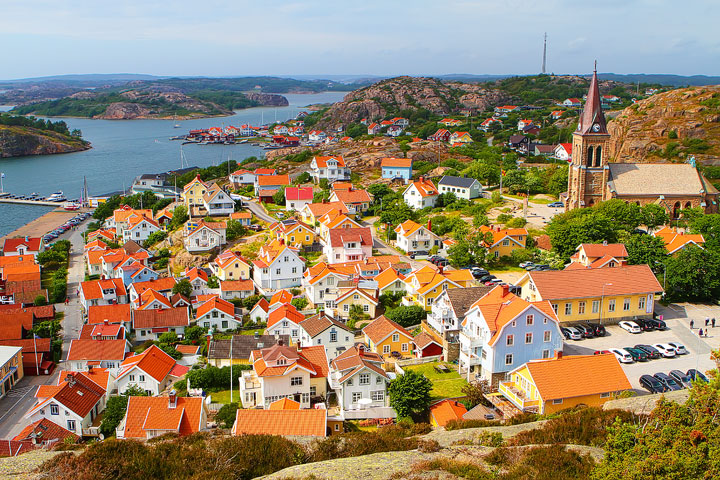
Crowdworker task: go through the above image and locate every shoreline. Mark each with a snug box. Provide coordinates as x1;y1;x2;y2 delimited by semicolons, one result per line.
0;207;91;244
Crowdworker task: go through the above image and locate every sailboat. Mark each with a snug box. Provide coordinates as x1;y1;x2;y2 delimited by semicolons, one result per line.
173;114;181;129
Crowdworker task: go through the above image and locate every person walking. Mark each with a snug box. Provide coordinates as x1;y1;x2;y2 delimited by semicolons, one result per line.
705;317;710;327
699;328;704;337
713;318;716;328
690;319;695;330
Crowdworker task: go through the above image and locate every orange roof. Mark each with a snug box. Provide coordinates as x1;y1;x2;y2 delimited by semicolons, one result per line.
220;279;254;292
270;289;293;305
0;255;35;267
14;418;79;444
394;220;424;237
303;202;349;217
175;344;201;355
331;189;373;204
56;368;111;392
430;399;467;427
122;396;205;438
184;267;209;283
332;182;353;191
133;307;189;329
409;178;438;197
525;264;663;300
66;339;127;361
362;315;413;345
577;243;629;259
268;398;301;410
80;278;126;301
117;345;176;383
87;304;132;325
137;289;172;310
232;409;326;437
522;354;631;401
479;225;528;246
381;157;412;168
267;304;305;328
196;296;235;318
30;372;105;418
258;174;290;186
231;211;252;220
313;155;346;168
131;277;177;295
654;227;705;254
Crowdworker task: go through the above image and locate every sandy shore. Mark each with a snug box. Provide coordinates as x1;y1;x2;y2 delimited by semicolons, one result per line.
0;208;92;243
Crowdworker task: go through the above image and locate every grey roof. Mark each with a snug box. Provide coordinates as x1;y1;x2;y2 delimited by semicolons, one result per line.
607;163;711;197
207;334;290;360
438;176;478;188
445;286;494;319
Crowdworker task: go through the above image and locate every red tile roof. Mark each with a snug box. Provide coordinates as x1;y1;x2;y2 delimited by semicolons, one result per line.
131;277;177;295
430;399;468;427
268;398;301;410
133;307;189;329
196;296;235;318
30;372;105;418
122;396;205;438
2;237;43;254
381;157;412;168
14;418;79;445
117;345;176;383
313;155;346;168
578;243;628;259
331;189;372;205
267;304;305;328
232;409;326;437
258;175;290;186
328;227;373;248
409;178;438;197
285;186;314;201
220;279;255;292
80;278;126;301
362;315;413;345
0;338;51;353
66;339;127;361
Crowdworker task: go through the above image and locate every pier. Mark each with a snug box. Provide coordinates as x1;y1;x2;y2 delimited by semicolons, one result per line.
0;197;63;206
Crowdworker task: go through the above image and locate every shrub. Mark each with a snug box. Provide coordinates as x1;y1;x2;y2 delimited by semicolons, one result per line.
216;403;239;429
445;418;500;431
34;295;48;306
417;439;441;453
475;431;503;447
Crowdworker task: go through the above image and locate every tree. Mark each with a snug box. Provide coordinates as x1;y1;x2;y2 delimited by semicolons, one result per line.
143;230;167;248
641;203;670;231
387;370;432;420
294;172;311;184
448;240;474;268
160;344;182;360
243;294;263;310
595;199;643;232
379;199;415;225
216;402;239;429
546;211;618;259
226;220;247;241
347;304;369;329
461;380;492;408
184;325;206;341
169;205;189;230
158;332;178;344
290;297;308;310
273;187;286;205
207;276;220;289
664;245;720;302
100;385;149;437
172;279;192;298
385;305;426;327
34;295;47;306
462;161;500;185
624;234;667;267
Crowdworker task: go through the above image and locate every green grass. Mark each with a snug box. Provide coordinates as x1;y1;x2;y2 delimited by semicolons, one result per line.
405;362;467;401
488;266;525;273
210;389;238;404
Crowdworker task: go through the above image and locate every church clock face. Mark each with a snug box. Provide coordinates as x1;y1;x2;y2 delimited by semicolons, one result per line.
592;123;601;132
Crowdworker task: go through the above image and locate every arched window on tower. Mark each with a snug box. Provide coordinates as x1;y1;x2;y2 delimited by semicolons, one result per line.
586;146;594;167
684;201;692;210
672;202;681;219
595;146;602;167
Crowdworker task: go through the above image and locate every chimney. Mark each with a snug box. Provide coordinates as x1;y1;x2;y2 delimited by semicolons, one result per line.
88;364;93;371
168;390;177;409
254;330;260;339
427;219;432;231
556;350;563;359
502;284;509;297
104;319;109;325
438;265;444;275
419;176;424;183
277;338;284;346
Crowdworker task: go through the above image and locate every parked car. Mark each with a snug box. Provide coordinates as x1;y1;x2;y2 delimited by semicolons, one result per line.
653;343;677;358
548;201;564;208
667;342;688;355
523;264;537;271
409;251;428;259
519;261;534;269
634;344;662;359
561;327;582;341
669;370;693;388
573;324;595;338
633;318;655;332
687;369;709;383
248;224;263;231
594;350;612;355
479;274;495;282
640;374;667;394
532;264;551;271
653;372;683;391
619;321;642;334
427;255;442;264
435;258;449;267
585;323;606;337
646;318;668;330
610;348;634;364
623;347;649;362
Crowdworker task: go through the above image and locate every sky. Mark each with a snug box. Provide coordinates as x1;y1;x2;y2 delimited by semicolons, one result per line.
1;0;718;79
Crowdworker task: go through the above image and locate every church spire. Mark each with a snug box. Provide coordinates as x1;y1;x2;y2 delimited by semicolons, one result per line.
578;63;607;135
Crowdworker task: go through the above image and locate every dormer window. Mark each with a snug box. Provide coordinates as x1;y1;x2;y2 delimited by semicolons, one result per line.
276;358;286;366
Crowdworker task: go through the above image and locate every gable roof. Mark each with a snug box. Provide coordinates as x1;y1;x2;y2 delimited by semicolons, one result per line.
220;279;254;292
313;155;346;168
285;187;314;201
2;237;43;253
362;315;413;345
328;227;373;248
413;332;441;350
653;227;706;254
299;313;352;338
607;163;710;197
430;399;467;427
268;398;301;410
14;418;79;445
381;157;412;168
122;396;205;438
80;278;127;301
131;277;177;295
117;345;176;383
331;189;373;204
66;339;127;361
444;286;495;319
406;178;438;197
258;175;290;186
196;296;235;318
438;176;477;188
232;409;326;437
522;354;631;401
577;243;629;259
270;289;293;306
29;372;105;419
207;334;290;360
267;304;305;328
133;308;190;329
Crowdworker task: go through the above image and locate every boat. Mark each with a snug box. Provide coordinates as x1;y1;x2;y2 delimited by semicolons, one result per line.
63;202;80;211
169;135;185;141
173;114;181;129
47;191;66;202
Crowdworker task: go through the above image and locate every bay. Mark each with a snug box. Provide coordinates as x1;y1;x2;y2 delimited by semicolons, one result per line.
0;92;344;237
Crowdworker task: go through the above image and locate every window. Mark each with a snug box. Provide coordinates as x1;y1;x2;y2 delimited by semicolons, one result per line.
363;304;370;312
310;386;316;396
50;404;59;415
302;393;310;404
376;375;383;384
352;392;362;403
551;303;558;314
526;314;534;326
506;334;514;346
401;343;408;352
67;420;76;431
129;375;135;382
330;330;337;342
275;268;281;275
608;299;616;312
383;345;390;354
343;304;349;312
317;339;322;345
359;373;370;385
600;392;611;398
292;329;298;337
222;321;228;329
292;267;297;274
542;349;550;359
212;311;218;318
623;298;631;311
592;300;600;314
552;398;564;405
346;378;353;386
543;330;551;342
505;354;513;366
139;375;145;382
290;376;303;386
525;333;533;344
371;391;385;402
392;333;399;342
334;423;340;431
638;296;646;309
494;251;499;258
564;303;572;315
578;301;586;314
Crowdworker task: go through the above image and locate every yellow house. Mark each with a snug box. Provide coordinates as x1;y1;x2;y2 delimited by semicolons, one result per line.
335;287;378;320
318;212;362;242
212;250;251;281
402;265;472;311
499;353;631;414
362;315;414;358
479;225;528;259
183;175;209;209
270;219;317;247
517;264;663;324
300;202;350;225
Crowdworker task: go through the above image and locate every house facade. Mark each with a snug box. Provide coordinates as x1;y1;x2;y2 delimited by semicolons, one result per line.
437;176;482;200
394;220;441;254
403;178;438;210
252;240;305;293
309;156;349;183
328;346;392;418
381;157;413;183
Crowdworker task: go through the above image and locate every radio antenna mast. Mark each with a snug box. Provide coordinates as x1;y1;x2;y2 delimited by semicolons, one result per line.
542;33;547;74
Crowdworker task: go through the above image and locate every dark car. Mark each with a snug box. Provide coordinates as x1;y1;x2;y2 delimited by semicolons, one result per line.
646;318;668;330
574;324;595;338
435;258;449;267
640;374;667;394
669;369;693;388
248;224;263;231
472;268;489;278
634;344;662;359
653;372;683;391
633;318;655;332
479;274;495;282
585;323;606;337
409;251;428;259
427;255;442;264
687;369;709;383
623;347;649;362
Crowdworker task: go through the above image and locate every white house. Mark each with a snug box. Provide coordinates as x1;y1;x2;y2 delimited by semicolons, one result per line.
66;339;130;371
229;169;257;187
308;130;327;143
554;143;573;162
2;237;45;259
309;155;350;183
265;304;306;343
79;278;128;310
182;267;210;297
403;177;439;210
122;215;161;244
202;185;235;216
437;176;482;200
394;220;441;255
323;227;373;264
298;313;355;360
302;262;354;309
114;345;179;396
285;186;314;212
184;221;227;253
426;286;492;335
132;307;190;342
220;279;255;300
252;240;305;293
328;346;393;418
195;296;242;331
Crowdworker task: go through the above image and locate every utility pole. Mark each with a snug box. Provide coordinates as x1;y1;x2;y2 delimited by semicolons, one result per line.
541;33;547;74
230;335;233;404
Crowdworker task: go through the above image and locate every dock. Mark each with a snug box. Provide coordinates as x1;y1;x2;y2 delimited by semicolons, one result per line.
0;208;92;244
0;197;62;206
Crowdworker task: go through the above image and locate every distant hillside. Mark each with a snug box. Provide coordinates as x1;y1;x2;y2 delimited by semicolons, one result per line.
598;73;720;87
608;85;720;165
495;75;641;105
0;114;90;157
315;76;508;128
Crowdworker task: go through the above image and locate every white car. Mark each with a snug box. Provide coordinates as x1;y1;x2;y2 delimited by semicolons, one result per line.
653;343;677;358
610;348;634;364
667;342;688;355
619;321;642;334
561;327;582;340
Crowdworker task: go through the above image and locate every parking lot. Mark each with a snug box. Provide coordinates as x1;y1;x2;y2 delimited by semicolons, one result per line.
562;314;716;392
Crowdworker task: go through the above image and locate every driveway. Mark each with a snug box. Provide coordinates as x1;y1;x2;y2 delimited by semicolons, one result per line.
244;199;276;224
501;195;563;229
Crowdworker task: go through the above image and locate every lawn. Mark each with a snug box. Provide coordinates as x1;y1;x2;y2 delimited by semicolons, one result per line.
405;362;467;401
209;389;238;405
489;265;525;273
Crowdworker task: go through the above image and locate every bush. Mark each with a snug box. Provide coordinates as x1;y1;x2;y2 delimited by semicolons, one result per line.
34;295;48;306
186;365;250;391
143;230;167;248
216;403;239;429
417;439;441;453
384;305;426;327
290;297;308;310
445;418;501;431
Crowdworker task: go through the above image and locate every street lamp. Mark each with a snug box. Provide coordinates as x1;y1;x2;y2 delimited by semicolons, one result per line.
600;283;612;326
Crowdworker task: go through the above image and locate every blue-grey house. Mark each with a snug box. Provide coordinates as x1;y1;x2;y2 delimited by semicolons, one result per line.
381;157;413;183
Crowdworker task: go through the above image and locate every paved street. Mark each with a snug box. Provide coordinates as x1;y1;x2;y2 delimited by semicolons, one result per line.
244;199;276;224
501;195;563;229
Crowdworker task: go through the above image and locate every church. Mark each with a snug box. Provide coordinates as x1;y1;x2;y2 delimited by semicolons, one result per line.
565;68;718;218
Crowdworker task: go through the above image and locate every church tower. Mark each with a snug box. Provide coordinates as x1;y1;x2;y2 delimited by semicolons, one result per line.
566;65;611;210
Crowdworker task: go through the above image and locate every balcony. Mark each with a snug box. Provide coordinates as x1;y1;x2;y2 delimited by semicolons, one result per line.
498;381;540;411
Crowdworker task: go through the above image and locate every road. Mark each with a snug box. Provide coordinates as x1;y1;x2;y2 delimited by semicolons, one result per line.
501;195;562;229
0;218;89;439
244;199;276;224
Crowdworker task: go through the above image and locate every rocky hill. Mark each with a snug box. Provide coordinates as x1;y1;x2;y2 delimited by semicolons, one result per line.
608;85;720;165
0;125;90;157
316;76;508;128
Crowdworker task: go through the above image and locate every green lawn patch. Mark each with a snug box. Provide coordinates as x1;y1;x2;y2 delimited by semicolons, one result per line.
405;362;467;401
210;389;239;404
489;266;525;273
